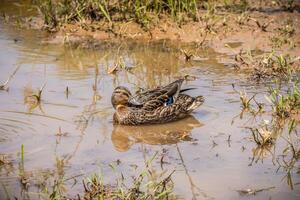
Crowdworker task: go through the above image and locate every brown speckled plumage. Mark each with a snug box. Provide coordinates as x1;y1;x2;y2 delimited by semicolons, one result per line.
128;79;184;108
111;79;184;110
111;78;204;125
114;94;204;125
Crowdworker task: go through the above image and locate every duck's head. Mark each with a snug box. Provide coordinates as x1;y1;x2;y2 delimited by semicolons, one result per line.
111;86;132;109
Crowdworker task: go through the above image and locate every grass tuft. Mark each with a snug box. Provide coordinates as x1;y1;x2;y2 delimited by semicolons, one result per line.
37;0;199;31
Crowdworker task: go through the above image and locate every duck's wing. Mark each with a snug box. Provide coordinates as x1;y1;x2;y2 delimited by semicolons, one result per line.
140;94;169;111
120;94;205;125
145;94;204;121
128;78;185;107
140;89;202;112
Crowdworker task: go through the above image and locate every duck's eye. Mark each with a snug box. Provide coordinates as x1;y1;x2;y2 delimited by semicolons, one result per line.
165;96;174;106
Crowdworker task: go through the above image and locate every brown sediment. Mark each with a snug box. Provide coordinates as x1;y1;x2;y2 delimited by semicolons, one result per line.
41;8;300;58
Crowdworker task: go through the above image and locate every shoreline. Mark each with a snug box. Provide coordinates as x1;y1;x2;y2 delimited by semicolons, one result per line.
39;9;300;58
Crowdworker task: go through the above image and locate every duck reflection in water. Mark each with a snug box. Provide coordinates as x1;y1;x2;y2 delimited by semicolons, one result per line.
111;116;202;152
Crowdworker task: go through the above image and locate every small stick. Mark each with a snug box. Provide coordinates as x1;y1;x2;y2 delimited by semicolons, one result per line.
0;65;21;90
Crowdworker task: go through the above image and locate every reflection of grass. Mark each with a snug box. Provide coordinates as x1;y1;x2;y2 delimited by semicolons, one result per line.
246;115;299;189
24;83;46;113
244;82;300;189
247;119;277;148
0;65;21;91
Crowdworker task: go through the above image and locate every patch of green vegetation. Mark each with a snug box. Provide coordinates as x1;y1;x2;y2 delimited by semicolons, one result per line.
232;51;299;119
39;153;176;200
82;168;175;199
37;0;198;31
271;19;295;48
270;36;293;49
82;156;175;199
275;0;297;12
217;0;249;12
231;86;265;128
266;81;300;119
233;50;300;82
235;12;250;25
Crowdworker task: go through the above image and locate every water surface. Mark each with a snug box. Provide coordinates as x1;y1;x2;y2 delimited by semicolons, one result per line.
0;2;299;200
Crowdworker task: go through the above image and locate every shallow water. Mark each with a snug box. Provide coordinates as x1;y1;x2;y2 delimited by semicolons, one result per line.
0;2;300;200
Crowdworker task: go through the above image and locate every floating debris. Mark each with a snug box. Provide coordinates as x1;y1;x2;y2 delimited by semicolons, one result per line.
237;186;275;196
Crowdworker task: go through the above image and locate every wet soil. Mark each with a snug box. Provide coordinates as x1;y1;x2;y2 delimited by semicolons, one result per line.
40;6;300;58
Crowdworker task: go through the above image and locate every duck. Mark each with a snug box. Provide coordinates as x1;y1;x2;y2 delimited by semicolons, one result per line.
111;78;204;125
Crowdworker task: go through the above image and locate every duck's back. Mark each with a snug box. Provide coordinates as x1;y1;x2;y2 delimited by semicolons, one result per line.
128;79;184;107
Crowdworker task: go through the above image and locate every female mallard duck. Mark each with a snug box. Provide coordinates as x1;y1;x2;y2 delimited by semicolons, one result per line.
111;78;204;125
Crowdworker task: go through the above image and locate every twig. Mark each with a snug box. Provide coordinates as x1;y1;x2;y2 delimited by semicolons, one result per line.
0;65;21;90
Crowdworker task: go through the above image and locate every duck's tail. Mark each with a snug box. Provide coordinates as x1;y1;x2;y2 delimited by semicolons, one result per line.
179;87;197;93
187;96;205;111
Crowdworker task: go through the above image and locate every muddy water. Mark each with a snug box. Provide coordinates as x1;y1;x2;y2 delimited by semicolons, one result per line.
0;3;300;200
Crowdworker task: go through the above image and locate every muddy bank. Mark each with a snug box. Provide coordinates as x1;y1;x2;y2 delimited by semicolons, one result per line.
39;7;300;85
2;1;300;57
39;8;300;59
49;12;300;55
